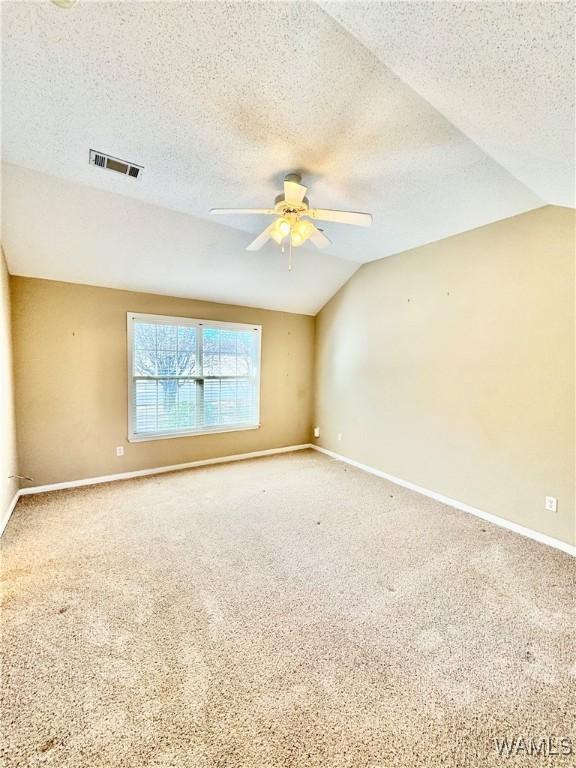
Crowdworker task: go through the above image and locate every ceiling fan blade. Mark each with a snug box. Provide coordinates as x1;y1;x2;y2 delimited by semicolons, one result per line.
210;208;275;215
309;224;331;249
308;209;372;227
284;180;307;204
246;223;276;251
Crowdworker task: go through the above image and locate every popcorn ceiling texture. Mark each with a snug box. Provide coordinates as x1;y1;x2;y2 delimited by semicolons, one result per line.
3;165;357;316
3;1;571;310
1;451;575;768
321;0;575;208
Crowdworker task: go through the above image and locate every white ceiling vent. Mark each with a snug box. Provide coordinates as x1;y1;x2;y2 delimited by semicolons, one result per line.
89;150;143;180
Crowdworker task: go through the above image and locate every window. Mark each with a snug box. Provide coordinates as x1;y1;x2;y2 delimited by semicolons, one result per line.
127;313;261;441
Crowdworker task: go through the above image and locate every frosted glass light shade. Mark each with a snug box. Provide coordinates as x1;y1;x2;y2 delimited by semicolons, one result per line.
50;0;78;8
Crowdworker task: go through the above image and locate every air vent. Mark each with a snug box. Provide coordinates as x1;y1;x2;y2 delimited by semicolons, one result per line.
89;149;143;180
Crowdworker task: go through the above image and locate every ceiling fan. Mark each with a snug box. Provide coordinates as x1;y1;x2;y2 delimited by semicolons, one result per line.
210;174;372;262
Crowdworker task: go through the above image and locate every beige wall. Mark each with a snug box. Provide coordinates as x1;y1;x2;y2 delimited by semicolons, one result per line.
8;207;576;547
315;206;575;547
11;278;314;485
1;250;18;524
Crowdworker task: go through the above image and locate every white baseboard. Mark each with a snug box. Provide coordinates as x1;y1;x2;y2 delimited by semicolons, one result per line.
311;445;575;557
1;444;312;535
1;490;22;537
5;443;574;557
18;444;312;496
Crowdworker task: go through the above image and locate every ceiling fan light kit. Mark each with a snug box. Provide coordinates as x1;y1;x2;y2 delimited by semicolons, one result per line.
210;173;372;269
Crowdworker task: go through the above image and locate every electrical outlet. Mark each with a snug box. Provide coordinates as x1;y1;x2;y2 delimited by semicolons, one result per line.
116;446;124;457
313;426;320;438
337;433;342;442
545;496;557;512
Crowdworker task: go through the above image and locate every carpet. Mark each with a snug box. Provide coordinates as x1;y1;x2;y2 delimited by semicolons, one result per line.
1;450;574;767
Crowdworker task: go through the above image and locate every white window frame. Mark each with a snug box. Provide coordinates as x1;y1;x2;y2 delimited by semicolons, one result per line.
127;312;262;442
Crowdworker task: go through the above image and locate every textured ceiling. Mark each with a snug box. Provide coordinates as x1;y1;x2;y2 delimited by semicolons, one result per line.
320;0;575;208
3;164;357;315
1;1;573;313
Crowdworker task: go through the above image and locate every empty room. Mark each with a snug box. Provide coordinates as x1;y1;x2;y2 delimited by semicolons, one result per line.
1;1;574;766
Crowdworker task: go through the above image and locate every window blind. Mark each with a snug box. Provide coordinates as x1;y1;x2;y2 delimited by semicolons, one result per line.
128;313;261;441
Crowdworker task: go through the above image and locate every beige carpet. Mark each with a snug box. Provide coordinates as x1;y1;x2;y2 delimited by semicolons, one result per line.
1;450;574;768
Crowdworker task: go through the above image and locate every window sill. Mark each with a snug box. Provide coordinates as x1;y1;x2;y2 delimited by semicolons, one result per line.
128;424;260;443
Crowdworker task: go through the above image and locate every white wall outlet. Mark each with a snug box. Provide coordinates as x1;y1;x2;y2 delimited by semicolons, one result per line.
313;426;320;438
545;496;557;512
116;446;124;457
337;432;342;442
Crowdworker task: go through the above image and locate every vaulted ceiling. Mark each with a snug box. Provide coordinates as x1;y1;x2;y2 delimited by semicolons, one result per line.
2;1;573;314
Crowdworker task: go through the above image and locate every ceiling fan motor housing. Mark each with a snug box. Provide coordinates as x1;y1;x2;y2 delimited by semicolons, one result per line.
274;196;309;215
